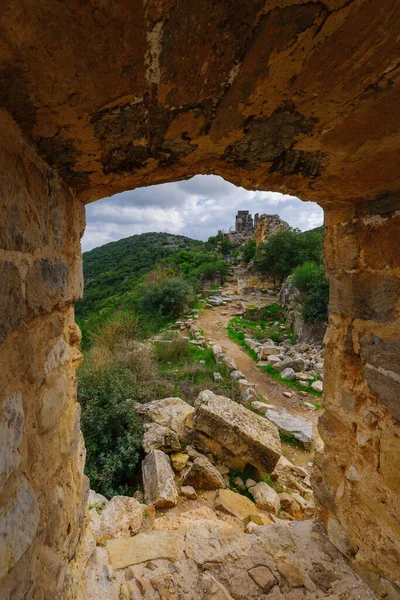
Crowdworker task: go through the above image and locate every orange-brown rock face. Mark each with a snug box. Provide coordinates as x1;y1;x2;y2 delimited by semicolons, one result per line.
0;0;399;206
0;1;400;598
254;214;291;246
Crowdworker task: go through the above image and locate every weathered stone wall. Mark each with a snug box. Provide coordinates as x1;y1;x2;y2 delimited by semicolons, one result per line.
254;214;290;246
0;111;87;599
313;196;400;597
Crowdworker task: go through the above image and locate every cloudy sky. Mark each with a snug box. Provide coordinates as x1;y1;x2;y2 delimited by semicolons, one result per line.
82;175;324;252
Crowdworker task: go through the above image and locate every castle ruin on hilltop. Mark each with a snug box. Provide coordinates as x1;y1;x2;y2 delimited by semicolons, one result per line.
231;210;290;244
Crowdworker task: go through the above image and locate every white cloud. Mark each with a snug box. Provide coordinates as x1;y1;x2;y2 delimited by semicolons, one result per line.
82;175;323;252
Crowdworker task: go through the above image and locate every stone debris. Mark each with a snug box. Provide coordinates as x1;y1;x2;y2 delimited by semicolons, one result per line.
142;422;181;454
180;485;197;500
142;449;179;508
214;488;261;524
194;390;281;473
170;451;189;472
182;455;227;490
78;514;378;600
135;397;194;439
247;481;280;515
265;406;313;449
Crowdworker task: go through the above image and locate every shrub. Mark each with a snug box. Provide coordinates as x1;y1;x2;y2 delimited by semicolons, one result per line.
154;336;192;364
78;366;143;498
90;311;141;352
141;277;192;318
292;262;319;294
255;229;323;283
302;266;329;322
242;239;256;264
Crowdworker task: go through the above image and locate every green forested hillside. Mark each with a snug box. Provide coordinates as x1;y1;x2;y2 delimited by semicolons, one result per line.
76;232;204;319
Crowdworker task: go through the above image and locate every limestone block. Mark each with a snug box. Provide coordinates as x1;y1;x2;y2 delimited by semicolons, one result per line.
265;407;313;449
230;370;246;380
0;262;26;343
248;566;277;593
241;387;257;404
194;390;281;473
258;345;280;359
244;338;261;350
0;476;40;580
136;397;194;439
95;496;144;544
170;452;189;472
182;455;226;490
248;482;280;515
38;371;68;432
238;379;256;393
185;521;251;565
281;367;296;381
142;423;181;454
311;380;323;392
88;490;108;509
0;392;24;495
327;517;358;558
142;449;178;508
214;489;260;524
44;338;70;374
106;531;183;570
181;485;197;499
218;354;237;371
273;357;305;373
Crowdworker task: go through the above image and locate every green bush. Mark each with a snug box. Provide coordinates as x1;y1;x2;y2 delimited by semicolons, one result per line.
255;229;323;283
292;262;319;293
78;366;143;498
302;266;329;323
141;277;192;318
242;239;256;264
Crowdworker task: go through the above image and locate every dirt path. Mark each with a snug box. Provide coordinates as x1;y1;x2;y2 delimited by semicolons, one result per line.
197;283;323;466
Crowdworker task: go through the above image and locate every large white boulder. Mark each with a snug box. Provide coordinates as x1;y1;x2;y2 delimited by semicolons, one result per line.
194;390;281;473
142;449;178;508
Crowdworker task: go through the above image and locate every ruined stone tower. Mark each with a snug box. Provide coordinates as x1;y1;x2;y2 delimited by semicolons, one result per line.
235;210;254;234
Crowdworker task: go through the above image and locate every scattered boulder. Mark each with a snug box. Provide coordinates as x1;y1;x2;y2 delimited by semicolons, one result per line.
230;370;245;380
218;354;237;371
311;380;323;393
258;345;281;359
281;367;296;381
248;566;277;593
106;531;183;570
251;400;275;415
268;355;282;364
95;496;144;544
181;485;197;500
248;482;280;515
265;407;313;449
244;338;261;350
142;423;181;454
241;387;257;404
182;455;226;490
170;452;190;472
273;357;305;373
142;449;178;508
238;379;257;394
279;492;304;520
136;397;194;439
214;489;260;524
194;390;281;473
88;490;108;509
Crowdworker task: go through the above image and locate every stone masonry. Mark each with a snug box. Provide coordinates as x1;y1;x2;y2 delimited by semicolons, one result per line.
0;1;400;598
